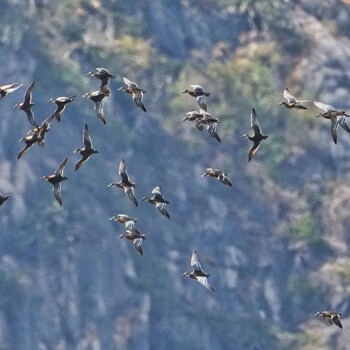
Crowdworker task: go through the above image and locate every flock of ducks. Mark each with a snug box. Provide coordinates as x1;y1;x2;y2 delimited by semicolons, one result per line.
0;70;347;328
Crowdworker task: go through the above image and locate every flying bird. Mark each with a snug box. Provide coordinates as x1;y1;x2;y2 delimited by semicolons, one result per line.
73;124;99;171
118;228;146;256
182;85;210;111
118;77;146;112
313;101;350;144
13;81;37;127
141;186;170;219
85;67;116;88
47;95;76;122
109;214;138;229
108;159;138;206
17;114;55;159
0;194;10;207
201;168;232;186
182;251;215;292
243;108;268;161
0;83;23;99
315;311;343;329
278;88;310;110
41;158;68;206
83;90;108;124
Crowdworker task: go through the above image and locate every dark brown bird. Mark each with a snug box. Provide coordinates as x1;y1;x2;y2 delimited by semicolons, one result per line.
195;110;221;142
0;83;23;99
315;311;343;329
243;108;268;161
118;228;146;256
17;114;55;159
118;77;146;112
41;158;68;206
73;124;99;171
108;159;138;206
86;67;116;88
83;90;108;124
141;186;170;219
17;130;39;159
47;95;76;122
13;81;37;127
314;101;350;144
182;85;210;111
0;194;10;207
278;88;310;110
182;251;215;292
201;168;232;186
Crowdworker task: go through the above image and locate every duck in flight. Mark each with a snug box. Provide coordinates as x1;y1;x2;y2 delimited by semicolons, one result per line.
13;81;37;127
41;158;68;206
313;100;350;144
278;88;310;110
201;168;232;186
73;124;99;171
118;77;146;112
141;186;170;219
118;228;146;256
315;311;343;329
182;251;215;292
108;159;138;207
182;85;210;111
243;108;268;161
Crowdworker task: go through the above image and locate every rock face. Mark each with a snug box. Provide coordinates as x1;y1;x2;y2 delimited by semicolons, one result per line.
1;1;350;349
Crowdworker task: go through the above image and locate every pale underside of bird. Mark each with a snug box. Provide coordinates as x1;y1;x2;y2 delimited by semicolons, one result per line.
141;186;170;218
279;88;310;109
108;159;138;206
182;251;214;292
181;84;210;111
201;168;232;186
83;90;108;124
314;101;350;144
0;83;23;99
118;228;146;256
47;95;76;122
315;311;343;329
118;77;146;112
109;214;138;229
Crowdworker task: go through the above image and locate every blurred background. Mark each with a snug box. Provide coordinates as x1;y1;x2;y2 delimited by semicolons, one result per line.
1;0;350;349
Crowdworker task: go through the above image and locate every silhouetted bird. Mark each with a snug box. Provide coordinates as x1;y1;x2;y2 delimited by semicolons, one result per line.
313;101;350;144
47;95;76;122
278;88;309;110
243;108;268;161
201;168;232;186
182;85;210;111
182;251;215;292
118;228;146;256
17;114;55;159
73;124;99;171
13;81;37;127
0;194;10;207
108;159;138;206
118;77;146;112
41;158;68;206
315;311;343;329
0;83;23;99
141;186;170;219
